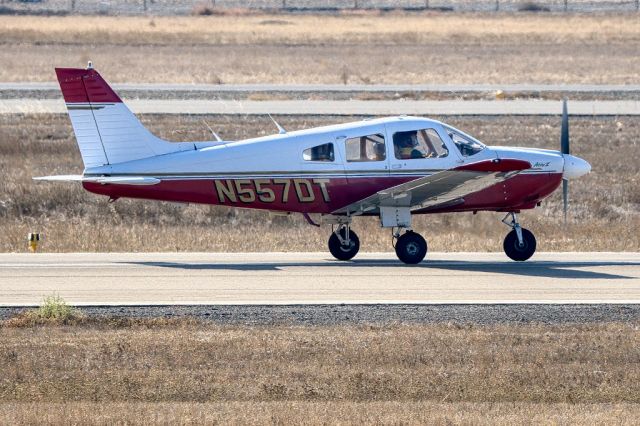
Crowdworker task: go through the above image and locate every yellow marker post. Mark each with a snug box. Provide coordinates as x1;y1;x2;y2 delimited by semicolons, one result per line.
28;233;40;252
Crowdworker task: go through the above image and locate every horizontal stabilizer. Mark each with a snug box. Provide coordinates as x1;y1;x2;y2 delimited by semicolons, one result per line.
34;175;160;186
33;175;84;182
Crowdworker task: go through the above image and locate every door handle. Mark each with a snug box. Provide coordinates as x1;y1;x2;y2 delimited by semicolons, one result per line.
391;164;402;169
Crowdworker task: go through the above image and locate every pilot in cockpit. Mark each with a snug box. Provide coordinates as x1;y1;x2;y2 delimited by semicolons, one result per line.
394;131;423;159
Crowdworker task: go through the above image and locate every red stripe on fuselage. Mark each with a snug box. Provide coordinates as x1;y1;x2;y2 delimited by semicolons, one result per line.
82;173;562;214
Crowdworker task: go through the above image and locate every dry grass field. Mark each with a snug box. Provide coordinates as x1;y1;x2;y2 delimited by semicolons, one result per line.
1;320;639;424
0;113;638;253
0;13;638;84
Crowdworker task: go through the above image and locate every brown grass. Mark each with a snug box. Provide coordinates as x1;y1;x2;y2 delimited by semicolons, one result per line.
0;321;639;423
0;13;638;83
2;401;640;425
3;14;637;45
1;113;638;253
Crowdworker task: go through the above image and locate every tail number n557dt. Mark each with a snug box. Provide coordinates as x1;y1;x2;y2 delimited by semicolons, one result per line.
214;178;331;204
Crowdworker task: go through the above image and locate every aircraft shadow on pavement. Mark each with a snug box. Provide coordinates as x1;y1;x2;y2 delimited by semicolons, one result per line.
127;259;639;280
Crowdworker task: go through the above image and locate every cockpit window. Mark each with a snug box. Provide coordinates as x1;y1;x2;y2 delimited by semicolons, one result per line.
393;129;448;160
444;125;485;157
303;143;334;162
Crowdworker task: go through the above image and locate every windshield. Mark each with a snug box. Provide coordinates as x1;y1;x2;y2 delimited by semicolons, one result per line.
443;125;486;157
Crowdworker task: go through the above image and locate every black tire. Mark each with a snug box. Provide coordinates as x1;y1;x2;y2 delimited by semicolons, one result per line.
503;228;536;261
395;231;427;264
328;228;360;261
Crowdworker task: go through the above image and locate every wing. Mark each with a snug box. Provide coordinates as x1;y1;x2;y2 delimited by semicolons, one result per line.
333;159;531;215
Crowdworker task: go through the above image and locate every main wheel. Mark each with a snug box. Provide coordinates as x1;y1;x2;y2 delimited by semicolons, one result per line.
328;228;360;261
503;228;536;261
395;231;427;264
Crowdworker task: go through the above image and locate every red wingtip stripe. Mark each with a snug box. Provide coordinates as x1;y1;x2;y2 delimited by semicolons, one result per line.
455;159;531;173
55;68;122;104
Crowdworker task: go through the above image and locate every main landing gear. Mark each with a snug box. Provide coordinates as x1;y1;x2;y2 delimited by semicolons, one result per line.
327;202;430;264
328;223;360;261
502;212;537;261
393;229;428;265
327;223;428;264
327;206;429;264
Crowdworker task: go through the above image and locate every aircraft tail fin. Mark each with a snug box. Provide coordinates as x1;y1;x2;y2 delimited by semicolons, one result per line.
55;65;193;169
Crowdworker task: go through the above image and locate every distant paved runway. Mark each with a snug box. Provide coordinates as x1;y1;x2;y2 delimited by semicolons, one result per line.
2;82;640;93
1;252;639;306
2;99;639;115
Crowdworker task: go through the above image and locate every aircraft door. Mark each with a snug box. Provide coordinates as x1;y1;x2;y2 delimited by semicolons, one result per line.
337;132;390;203
385;123;459;176
339;132;390;174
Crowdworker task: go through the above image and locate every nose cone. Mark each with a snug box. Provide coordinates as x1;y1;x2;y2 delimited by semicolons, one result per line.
563;154;591;179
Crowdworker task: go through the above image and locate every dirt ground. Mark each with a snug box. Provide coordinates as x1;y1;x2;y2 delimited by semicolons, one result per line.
1;320;639;424
0;113;638;253
0;13;638;84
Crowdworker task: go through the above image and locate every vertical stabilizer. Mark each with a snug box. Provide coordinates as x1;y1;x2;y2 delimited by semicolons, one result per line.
55;66;192;168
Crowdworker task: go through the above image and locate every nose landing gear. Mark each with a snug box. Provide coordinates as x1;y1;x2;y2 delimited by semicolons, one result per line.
502;212;536;261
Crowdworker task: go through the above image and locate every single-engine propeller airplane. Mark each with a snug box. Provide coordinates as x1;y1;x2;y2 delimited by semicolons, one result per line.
36;64;591;264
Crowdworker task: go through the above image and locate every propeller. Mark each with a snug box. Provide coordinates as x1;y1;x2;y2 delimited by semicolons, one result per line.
560;98;569;223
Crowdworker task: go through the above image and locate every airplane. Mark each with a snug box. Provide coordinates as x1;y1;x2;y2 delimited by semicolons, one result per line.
36;64;591;264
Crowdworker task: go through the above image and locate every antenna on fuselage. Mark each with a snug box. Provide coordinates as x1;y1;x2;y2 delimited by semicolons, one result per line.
268;114;287;134
202;120;222;142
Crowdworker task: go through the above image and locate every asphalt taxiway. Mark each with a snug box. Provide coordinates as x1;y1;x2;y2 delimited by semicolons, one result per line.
1;252;639;306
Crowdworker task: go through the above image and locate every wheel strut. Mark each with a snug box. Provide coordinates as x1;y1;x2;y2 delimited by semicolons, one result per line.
391;226;413;247
334;222;351;246
502;212;524;247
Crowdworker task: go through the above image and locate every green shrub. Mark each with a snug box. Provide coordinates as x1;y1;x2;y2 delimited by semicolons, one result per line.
7;295;85;326
36;294;78;320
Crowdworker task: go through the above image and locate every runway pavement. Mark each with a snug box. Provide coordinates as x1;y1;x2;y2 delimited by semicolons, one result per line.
1;252;639;306
2;99;639;115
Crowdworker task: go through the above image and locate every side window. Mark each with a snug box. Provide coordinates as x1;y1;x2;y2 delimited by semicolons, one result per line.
303;143;334;162
345;134;386;162
393;129;449;160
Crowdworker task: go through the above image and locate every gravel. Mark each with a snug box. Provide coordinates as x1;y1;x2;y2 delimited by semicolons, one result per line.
2;304;639;325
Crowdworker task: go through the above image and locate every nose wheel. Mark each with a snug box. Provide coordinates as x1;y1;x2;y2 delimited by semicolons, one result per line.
502;212;536;261
328;224;360;261
394;230;427;264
